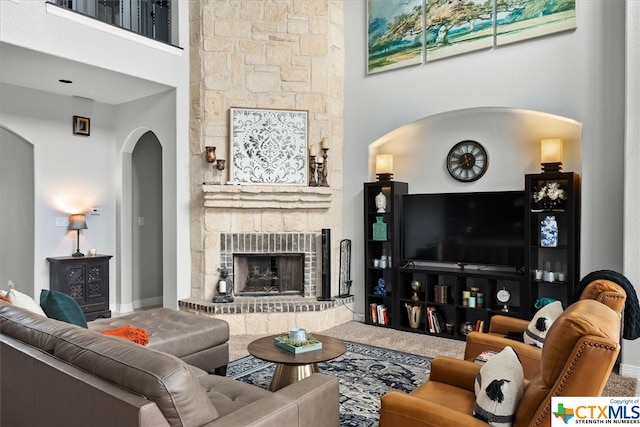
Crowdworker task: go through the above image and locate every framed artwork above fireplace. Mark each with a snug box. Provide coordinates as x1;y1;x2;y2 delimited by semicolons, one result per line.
230;107;308;185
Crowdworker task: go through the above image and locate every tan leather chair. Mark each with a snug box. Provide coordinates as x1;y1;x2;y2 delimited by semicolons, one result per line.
379;298;621;427
464;279;626;379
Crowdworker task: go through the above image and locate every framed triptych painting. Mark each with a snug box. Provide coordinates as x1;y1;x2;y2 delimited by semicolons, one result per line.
367;0;424;74
495;0;577;46
367;0;576;71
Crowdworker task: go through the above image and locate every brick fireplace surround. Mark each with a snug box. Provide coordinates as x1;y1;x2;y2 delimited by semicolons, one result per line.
179;185;354;335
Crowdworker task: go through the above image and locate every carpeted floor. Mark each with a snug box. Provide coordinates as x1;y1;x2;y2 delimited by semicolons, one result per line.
228;320;639;397
229;340;432;426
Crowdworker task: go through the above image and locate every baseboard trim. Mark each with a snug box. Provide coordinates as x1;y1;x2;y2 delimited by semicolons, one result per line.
619;363;640;380
133;296;163;309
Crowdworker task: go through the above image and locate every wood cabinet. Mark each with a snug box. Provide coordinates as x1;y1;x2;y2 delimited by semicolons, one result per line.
524;172;580;312
363;181;408;327
47;255;112;321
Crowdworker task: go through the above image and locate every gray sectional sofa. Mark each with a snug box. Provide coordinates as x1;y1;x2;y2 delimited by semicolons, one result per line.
0;302;340;427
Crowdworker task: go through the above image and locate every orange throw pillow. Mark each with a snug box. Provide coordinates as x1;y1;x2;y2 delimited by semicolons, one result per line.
0;294;11;304
101;325;149;345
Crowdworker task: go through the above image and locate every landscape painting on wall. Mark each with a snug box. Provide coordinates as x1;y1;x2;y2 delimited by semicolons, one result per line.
367;0;424;74
425;0;494;62
496;0;576;46
368;0;576;71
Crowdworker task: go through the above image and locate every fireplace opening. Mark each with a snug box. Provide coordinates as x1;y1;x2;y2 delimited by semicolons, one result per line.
233;253;304;296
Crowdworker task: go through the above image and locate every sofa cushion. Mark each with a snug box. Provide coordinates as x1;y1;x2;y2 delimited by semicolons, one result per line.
199;374;273;417
523;300;563;348
52;326;219;427
7;288;47;317
40;289;88;328
474;346;524;427
0;303;80;352
89;307;229;358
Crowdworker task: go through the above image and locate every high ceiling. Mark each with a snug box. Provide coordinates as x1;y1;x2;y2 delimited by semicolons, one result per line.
0;42;172;105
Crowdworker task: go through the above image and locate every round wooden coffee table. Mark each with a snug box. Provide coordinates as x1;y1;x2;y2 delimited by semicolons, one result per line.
247;333;346;391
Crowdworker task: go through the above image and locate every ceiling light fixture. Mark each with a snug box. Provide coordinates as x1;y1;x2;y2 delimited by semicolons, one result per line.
58;79;73;84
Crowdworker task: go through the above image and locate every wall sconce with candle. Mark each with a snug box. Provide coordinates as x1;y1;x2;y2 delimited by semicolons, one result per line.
541;138;563;173
375;154;394;181
69;214;88;257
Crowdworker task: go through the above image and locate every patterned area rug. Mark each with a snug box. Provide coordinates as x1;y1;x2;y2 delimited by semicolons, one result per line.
227;341;431;426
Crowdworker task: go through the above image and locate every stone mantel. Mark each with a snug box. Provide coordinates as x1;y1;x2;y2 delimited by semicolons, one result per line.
203;184;332;210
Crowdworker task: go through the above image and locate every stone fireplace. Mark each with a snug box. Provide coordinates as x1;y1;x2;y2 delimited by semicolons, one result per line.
179;185;353;335
185;1;346;334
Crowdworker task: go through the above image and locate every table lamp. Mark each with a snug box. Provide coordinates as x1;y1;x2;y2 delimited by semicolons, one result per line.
69;214;88;257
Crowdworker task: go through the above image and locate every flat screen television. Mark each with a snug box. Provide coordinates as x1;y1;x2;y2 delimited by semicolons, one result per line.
401;191;525;270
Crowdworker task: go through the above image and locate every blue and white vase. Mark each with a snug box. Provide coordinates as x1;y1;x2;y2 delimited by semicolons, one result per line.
540;215;558;247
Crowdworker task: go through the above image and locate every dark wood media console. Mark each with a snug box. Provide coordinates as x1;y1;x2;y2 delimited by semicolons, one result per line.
363;172;580;340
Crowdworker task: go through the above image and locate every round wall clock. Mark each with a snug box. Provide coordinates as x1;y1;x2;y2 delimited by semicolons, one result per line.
446;140;489;182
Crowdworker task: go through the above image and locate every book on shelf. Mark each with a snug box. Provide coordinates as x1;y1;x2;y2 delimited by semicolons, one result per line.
426;306;444;333
370;303;390;325
370;303;378;324
434;285;449;304
474;319;485;333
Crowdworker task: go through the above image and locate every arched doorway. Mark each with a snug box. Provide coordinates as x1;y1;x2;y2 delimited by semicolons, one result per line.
131;131;163;309
0;127;34;295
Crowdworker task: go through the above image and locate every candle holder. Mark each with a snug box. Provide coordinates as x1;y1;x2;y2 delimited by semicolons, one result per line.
309;155;318;186
215;159;226;184
316;160;324;186
204;146;217;184
319;148;329;187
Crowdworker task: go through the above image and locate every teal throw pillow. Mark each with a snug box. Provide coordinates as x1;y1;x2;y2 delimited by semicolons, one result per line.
40;290;88;328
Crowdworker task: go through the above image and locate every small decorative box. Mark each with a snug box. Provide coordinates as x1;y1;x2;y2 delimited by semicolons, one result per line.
274;337;323;354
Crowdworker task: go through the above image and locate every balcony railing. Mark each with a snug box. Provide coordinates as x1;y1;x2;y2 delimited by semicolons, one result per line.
54;0;171;44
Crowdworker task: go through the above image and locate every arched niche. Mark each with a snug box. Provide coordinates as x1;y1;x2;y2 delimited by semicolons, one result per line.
368;107;582;193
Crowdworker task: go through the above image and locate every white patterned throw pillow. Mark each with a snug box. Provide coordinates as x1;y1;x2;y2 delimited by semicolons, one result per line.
7;288;47;317
523;300;563;348
474;346;524;427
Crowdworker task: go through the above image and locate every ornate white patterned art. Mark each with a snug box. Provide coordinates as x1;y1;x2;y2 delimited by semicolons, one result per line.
230;108;308;185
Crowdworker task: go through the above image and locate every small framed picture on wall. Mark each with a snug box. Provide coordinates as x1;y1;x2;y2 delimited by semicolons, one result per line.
73;116;90;136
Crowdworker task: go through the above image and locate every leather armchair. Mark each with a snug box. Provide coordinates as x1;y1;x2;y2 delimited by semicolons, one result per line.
464;279;626;379
379;298;621;427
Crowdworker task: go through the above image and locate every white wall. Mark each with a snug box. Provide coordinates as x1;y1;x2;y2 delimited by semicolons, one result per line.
344;1;637;375
0;84;117;298
622;0;640;380
0;0;191;310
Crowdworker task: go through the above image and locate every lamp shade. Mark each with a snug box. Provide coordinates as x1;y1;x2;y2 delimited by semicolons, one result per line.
68;214;88;231
375;154;393;174
541;139;563;164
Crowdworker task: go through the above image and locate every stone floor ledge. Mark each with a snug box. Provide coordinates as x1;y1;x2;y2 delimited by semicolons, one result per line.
179;295;355;335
